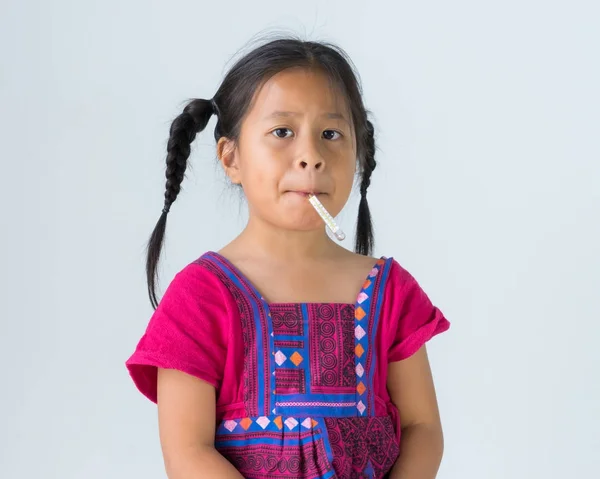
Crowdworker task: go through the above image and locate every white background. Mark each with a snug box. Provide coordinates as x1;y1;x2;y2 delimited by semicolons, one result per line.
1;0;598;478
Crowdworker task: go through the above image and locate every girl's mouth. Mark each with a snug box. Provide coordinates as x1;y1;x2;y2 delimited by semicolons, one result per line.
287;191;326;197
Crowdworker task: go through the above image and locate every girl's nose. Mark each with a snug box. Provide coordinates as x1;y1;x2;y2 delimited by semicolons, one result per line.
295;134;326;170
298;158;324;170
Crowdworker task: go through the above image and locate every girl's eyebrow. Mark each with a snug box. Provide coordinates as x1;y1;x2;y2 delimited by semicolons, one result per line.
263;111;350;125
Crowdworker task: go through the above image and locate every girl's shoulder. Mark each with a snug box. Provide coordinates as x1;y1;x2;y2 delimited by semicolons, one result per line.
171;250;241;282
165;252;221;289
157;251;238;309
341;251;414;286
381;256;439;300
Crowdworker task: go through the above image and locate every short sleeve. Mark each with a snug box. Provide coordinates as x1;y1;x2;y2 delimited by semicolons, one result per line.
125;262;230;403
387;261;450;362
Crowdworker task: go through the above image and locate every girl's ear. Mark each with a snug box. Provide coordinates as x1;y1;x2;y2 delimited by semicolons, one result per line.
217;137;242;185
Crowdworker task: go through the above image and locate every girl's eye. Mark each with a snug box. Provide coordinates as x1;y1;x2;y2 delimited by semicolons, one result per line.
272;128;293;139
271;128;342;140
323;130;342;140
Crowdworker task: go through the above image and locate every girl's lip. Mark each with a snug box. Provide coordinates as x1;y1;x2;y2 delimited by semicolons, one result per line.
288;191;326;196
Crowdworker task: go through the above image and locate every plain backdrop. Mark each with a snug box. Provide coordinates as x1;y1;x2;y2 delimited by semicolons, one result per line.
1;1;598;478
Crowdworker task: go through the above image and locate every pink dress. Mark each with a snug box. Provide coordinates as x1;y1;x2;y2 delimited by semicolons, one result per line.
126;252;450;478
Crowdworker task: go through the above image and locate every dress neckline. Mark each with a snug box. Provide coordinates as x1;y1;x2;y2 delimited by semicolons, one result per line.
205;251;390;307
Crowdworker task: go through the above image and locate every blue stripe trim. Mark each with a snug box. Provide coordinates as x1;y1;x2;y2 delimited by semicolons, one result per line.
301;303;312;389
275;392;356;403
354;257;386;416
216;432;323;448
205;252;276;416
276;405;358;417
368;257;392;415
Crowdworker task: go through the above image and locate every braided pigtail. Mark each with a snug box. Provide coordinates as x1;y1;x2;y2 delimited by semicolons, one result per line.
355;119;376;256
146;98;215;309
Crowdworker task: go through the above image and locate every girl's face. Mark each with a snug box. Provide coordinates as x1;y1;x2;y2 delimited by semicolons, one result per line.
218;67;357;233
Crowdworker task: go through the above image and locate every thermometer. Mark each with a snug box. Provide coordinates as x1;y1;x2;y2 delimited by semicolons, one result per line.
307;194;346;241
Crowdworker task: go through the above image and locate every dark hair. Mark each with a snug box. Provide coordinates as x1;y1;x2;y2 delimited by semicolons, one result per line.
146;36;378;308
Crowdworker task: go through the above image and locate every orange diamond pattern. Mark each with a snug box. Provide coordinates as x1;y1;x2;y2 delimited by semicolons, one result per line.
290;351;304;366
355;306;366;320
357;381;366;395
273;416;283;430
239;417;252;430
355;343;365;358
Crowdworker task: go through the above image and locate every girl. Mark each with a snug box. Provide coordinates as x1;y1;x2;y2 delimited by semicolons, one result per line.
126;37;450;479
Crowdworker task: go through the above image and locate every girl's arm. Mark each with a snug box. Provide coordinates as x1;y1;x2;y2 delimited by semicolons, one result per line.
387;346;445;479
157;368;244;479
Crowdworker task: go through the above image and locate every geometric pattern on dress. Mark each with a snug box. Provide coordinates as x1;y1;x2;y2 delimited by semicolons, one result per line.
203;252;398;479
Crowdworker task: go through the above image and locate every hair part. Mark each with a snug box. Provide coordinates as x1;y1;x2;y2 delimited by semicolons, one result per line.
146;35;378;309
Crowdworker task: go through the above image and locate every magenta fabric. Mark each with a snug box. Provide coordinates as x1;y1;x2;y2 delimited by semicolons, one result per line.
126;253;450;477
126;252;450;425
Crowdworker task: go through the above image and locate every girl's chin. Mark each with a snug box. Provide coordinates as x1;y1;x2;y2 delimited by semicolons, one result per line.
272;216;327;233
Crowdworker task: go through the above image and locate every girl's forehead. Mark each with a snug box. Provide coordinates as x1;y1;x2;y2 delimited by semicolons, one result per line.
249;68;351;118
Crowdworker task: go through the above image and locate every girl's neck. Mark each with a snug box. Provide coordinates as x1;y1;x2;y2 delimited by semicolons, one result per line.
225;215;345;264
